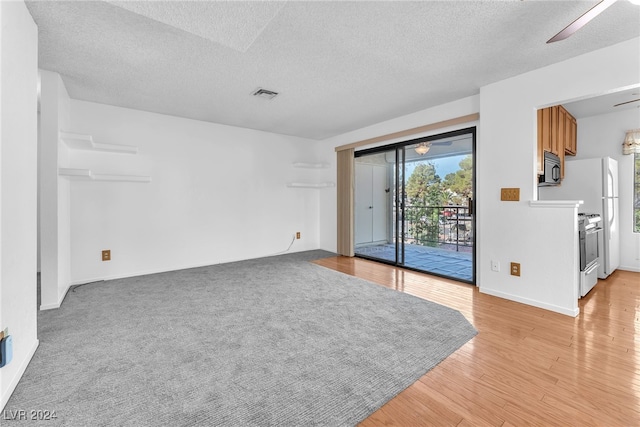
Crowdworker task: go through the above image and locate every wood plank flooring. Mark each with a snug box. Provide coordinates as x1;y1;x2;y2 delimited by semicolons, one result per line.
313;256;640;426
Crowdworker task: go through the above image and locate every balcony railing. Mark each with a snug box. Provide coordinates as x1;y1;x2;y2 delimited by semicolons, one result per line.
402;204;472;252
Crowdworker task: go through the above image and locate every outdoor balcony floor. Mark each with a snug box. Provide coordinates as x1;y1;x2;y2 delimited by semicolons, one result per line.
355;243;473;282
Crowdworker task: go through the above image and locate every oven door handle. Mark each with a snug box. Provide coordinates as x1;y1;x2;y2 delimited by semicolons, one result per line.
584;261;599;275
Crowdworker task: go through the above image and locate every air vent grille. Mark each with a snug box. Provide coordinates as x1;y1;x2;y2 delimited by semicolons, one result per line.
252;88;279;100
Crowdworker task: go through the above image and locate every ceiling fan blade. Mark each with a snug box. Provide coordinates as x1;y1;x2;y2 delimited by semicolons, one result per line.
431;141;453;146
613;98;640;107
547;0;617;43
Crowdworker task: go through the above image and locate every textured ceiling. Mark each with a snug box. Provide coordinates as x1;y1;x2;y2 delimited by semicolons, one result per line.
563;86;640;118
104;1;286;53
26;1;640;140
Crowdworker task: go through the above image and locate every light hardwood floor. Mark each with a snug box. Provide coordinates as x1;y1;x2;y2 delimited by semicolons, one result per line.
313;256;640;426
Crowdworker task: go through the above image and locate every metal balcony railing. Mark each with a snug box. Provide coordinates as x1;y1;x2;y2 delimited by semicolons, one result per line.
402;205;473;252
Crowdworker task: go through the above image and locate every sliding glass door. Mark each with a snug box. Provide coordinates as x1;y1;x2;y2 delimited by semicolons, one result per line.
354;128;476;284
354;149;398;264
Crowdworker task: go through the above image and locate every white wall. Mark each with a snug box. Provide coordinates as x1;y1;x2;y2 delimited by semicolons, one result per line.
570;108;640;271
0;0;39;410
319;37;639;317
68;100;322;284
318;95;480;252
478;37;639;316
58;78;72;300
39;70;72;309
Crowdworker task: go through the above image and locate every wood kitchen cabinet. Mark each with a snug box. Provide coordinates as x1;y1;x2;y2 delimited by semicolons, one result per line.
537;109;543;174
551;106;561;156
556;106;566;178
537;107;552;174
565;112;577;156
536;105;577;178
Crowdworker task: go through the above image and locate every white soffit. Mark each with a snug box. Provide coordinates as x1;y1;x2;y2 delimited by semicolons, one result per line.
563;87;640;118
105;1;286;53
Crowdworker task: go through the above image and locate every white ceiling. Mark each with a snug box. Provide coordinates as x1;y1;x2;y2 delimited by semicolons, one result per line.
26;1;640;140
563;86;640;118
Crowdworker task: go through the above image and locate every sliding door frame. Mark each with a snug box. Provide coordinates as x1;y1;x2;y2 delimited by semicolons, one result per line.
353;126;477;285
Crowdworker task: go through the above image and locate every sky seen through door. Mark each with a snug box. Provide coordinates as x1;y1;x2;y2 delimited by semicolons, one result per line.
404;154;468;183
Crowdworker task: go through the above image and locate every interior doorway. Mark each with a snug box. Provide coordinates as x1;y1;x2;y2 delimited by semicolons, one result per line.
354;127;476;284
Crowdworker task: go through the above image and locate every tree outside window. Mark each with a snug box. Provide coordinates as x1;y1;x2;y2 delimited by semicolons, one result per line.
404;155;473;247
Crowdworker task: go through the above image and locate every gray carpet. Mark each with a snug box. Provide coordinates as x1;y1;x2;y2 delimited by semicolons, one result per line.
5;250;477;426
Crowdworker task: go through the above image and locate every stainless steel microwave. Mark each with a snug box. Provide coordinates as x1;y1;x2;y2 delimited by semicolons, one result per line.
538;151;561;186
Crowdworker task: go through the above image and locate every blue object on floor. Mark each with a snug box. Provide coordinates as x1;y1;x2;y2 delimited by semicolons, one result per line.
0;335;13;367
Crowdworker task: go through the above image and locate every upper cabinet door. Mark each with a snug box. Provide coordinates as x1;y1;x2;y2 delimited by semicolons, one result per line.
537;109;544;175
557;106;566;179
565;113;577;156
542;108;553;153
550;106;560;156
537;107;553;175
537;105;578;179
541;108;552;152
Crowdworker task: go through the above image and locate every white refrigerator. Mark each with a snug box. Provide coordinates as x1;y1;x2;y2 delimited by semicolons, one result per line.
539;157;620;279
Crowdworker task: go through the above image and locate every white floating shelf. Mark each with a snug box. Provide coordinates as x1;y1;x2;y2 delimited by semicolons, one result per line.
292;162;330;169
286;182;335;189
60;131;138;154
59;168;151;183
92;174;152;183
58;168;93;179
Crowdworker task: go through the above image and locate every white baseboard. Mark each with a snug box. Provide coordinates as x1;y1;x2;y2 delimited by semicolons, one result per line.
39;301;59;310
68;249;319;287
57;283;71;306
480;287;580;317
68;261;219;286
39;283;71;310
618;265;640;273
0;339;39;412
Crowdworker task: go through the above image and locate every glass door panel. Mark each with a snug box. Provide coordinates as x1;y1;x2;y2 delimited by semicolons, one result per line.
354;150;397;264
402;134;474;282
353;128;476;284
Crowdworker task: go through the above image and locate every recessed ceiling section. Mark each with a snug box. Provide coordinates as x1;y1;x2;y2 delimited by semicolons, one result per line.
563;87;640;119
105;1;286;53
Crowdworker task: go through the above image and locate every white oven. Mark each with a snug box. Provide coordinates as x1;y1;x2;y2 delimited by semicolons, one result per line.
578;213;602;298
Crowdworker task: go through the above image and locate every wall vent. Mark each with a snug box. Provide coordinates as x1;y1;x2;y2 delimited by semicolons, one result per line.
252;88;279;100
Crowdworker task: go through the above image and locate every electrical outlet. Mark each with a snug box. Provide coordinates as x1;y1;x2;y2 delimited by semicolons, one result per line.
491;260;500;272
501;188;520;201
510;262;521;276
296;232;301;239
102;250;111;261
